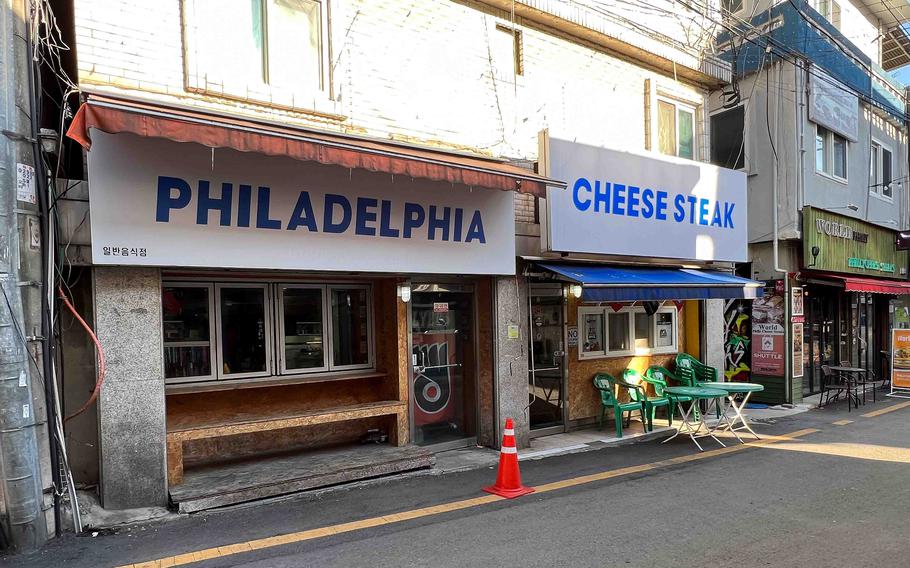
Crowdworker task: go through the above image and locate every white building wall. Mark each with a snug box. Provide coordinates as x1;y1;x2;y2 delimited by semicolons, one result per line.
72;0;715;166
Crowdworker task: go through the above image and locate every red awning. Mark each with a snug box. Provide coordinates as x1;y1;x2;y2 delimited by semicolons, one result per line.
66;95;562;196
808;273;910;295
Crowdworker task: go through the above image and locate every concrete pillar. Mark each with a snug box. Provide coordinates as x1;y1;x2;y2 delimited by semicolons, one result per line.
493;276;530;449
704;299;726;380
94;267;167;509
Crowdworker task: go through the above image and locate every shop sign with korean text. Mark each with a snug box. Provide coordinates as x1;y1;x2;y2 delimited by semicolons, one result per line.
87;133;516;274
802;207;907;277
540;136;748;262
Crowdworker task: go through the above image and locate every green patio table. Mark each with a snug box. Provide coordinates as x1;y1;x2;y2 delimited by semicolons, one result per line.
661;386;728;451
698;382;765;443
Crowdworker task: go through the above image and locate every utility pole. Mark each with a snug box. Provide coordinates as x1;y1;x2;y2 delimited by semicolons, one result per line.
0;0;49;551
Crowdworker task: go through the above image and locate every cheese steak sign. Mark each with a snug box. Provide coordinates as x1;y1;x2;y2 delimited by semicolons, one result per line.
87;132;516;274
802;207;907;277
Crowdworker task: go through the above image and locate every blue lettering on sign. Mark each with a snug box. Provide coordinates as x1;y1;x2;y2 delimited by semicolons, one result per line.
152;176;488;246
568;176;737;230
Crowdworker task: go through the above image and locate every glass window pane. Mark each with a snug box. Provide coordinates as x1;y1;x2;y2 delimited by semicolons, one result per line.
283;288;324;370
162;286;212;378
657;101;676;156
883;148;893;196
332;288;370;367
815;127;827;172
267;0;323;92
608;312;630;352
833;134;847;178
870;145;879;185
634;312;651;349
581;312;604;354
188;0;266;88
677;108;695;159
710;106;744;169
220;287;268;375
655;312;675;348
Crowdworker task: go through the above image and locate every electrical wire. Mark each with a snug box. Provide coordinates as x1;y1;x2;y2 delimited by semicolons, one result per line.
58;287;105;425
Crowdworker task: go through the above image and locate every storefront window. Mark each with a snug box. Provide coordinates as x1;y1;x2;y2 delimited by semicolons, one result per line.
331;287;370;367
162;284;214;379
609;312;630;352
163;280;374;383
218;285;270;377
580;309;605;357
577;306;678;359
634;312;651;349
655;311;675;348
281;286;325;371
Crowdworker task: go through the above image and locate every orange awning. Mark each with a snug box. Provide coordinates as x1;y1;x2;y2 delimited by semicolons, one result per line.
66;95;562;196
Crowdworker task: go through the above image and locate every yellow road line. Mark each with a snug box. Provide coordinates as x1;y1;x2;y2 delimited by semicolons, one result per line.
861;400;910;418
832;419;853;426
118;428;818;568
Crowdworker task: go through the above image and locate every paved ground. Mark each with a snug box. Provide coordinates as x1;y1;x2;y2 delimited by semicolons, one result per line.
5;396;910;567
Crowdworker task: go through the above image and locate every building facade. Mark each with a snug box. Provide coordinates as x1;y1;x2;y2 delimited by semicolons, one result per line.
43;0;756;516
710;0;910;402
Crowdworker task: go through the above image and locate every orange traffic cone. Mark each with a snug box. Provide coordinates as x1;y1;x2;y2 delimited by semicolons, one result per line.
483;418;535;499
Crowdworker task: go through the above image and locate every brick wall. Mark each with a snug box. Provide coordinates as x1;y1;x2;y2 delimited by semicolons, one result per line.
72;0;712;167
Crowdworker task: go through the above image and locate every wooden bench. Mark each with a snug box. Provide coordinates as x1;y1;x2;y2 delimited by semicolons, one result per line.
166;400;407;485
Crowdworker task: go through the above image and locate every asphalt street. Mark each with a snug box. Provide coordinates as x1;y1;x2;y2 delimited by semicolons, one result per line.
6;397;910;568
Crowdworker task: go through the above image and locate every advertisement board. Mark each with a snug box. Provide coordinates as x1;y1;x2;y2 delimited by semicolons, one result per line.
543;137;748;262
751;285;785;377
891;329;910;390
87;132;516;275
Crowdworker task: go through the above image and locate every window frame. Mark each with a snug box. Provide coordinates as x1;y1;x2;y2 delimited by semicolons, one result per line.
870;139;895;202
326;284;374;372
709;103;747;171
656;96;698;160
721;0;747;16
162;282;217;384
163;278;375;386
181;0;334;112
493;23;524;79
576;305;679;360
277;283;329;374
814;124;848;183
215;282;274;380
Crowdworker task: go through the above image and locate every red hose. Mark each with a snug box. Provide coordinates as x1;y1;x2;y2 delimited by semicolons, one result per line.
59;286;106;424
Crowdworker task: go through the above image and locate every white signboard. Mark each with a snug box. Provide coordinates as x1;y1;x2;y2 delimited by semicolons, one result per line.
544;138;748;262
87;132;516;274
809;68;858;142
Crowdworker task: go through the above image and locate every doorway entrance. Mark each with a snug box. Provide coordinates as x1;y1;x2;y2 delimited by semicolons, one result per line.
528;284;566;436
410;284;477;447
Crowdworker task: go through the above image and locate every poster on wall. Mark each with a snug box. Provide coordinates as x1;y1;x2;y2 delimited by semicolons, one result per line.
792;323;804;378
751;284;785;377
723;299;751;382
791;287;804;317
891;329;910;391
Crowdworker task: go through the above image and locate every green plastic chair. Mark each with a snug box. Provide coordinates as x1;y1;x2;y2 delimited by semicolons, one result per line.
623;369;672;431
675;353;721;418
593;373;647;438
643;365;695;422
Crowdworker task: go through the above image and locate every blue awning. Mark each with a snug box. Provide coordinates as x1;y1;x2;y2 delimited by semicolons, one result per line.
537;263;762;302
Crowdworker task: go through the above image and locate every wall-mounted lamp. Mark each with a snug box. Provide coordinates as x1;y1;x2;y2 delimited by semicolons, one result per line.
397;284;411;303
807;245;820;268
570;284;583;299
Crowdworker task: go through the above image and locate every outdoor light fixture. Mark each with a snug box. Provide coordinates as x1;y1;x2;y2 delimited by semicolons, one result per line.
570;285;583;299
397;284;411;303
807;245;820;268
